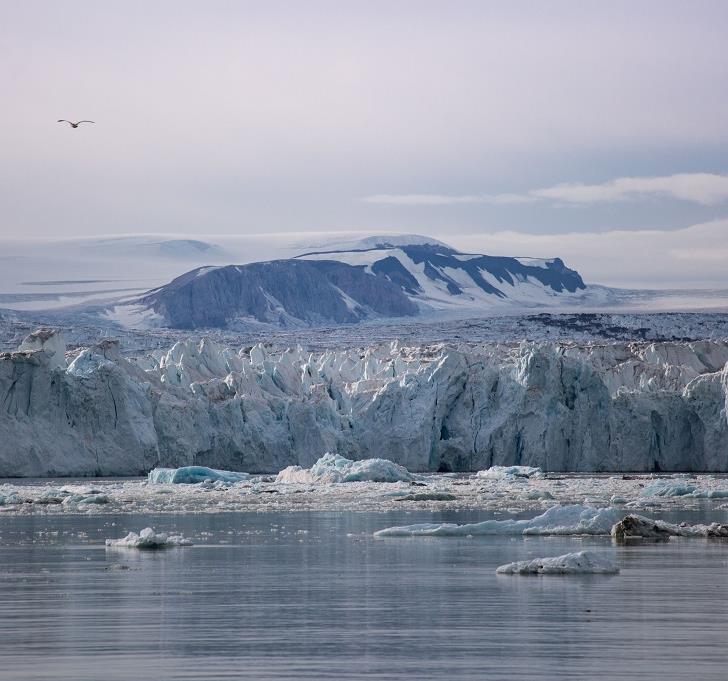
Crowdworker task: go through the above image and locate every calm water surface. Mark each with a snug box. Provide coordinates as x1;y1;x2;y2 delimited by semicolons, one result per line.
1;509;728;680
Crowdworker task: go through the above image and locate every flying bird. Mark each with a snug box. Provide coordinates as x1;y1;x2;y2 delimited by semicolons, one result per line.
57;120;95;128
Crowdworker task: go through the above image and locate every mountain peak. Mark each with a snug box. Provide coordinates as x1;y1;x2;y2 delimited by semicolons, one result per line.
297;234;454;256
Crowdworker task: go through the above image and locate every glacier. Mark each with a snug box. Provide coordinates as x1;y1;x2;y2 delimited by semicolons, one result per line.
3;328;728;476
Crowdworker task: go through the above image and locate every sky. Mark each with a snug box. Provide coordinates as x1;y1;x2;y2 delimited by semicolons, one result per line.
1;0;728;286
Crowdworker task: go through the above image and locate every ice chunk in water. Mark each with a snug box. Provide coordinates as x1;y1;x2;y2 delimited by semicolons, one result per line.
476;466;543;480
0;491;22;506
374;504;625;537
276;453;413;484
106;527;193;548
496;550;619;575
641;482;697;497
147;466;249;485
62;493;109;505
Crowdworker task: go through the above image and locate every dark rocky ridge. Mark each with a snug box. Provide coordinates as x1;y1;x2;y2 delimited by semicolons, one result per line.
140;259;418;329
137;238;587;330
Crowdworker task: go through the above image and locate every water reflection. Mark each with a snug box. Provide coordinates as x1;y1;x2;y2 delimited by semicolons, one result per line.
0;510;727;680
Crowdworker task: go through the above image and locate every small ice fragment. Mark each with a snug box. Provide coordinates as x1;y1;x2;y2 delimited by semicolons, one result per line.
395;492;457;502
519;490;554;500
63;493;109;505
496;550;619;575
476;466;543;480
105;527;193;549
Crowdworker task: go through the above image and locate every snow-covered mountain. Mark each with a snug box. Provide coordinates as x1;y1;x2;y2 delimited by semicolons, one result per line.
297;235;586;311
107;235;588;330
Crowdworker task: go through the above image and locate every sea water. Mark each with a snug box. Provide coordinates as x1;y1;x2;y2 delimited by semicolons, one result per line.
1;509;727;680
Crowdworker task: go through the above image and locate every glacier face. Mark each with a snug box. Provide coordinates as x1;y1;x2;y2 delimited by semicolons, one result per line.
2;329;728;477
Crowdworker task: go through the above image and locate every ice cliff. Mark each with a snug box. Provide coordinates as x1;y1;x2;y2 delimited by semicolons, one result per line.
2;328;728;476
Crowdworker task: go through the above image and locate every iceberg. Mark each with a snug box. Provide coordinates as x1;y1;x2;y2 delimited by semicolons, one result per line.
147;466;250;485
105;527;193;548
34;488;71;504
0;491;22;506
476;466;543;480
496;550;619;575
640;482;728;499
374;504;625;537
688;489;728;499
276;453;413;484
640;482;697;497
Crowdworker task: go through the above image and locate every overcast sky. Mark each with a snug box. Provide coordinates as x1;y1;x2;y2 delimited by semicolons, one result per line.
2;1;728;285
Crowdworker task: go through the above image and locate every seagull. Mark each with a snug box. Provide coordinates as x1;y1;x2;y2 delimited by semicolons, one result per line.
57;120;95;128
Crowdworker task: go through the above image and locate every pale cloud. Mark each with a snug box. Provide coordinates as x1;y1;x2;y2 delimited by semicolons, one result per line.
532;173;728;205
445;218;728;287
364;173;728;207
361;193;535;206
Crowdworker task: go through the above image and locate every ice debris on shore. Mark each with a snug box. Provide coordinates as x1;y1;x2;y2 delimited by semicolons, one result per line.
147;466;250;485
476;466;543;480
611;514;728;541
496;550;619;575
276;453;413;484
105;527;193;548
374;504;624;537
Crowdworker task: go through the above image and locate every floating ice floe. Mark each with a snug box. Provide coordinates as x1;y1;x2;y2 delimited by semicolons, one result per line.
62;493;109;505
105;527;193;549
496;550;619;575
476;466;543;480
611;514;728;541
276;453;413;484
689;490;728;498
0;491;22;505
147;466;250;485
374;504;625;537
640;482;728;499
519;490;554;500
395;492;457;502
641;482;697;497
30;487;108;505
